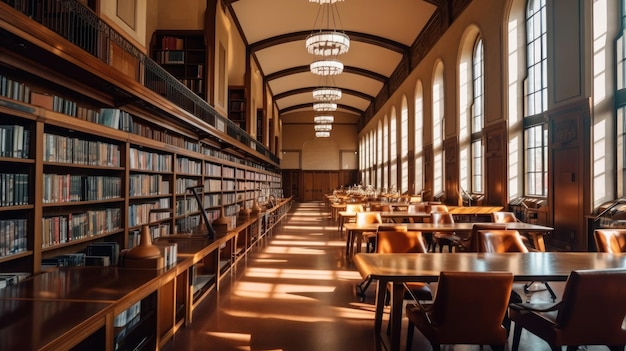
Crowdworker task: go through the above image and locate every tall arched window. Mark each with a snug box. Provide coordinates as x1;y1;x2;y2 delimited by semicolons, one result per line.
400;96;409;193
433;62;445;196
383;115;389;190
471;38;484;193
524;0;548;197
389;108;398;191
377;121;383;189
415;81;424;193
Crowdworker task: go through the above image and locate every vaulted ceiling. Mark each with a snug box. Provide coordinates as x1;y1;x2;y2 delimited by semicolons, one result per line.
225;0;443;127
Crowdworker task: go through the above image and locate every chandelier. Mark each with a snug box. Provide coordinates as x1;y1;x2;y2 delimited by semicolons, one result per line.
314;124;332;132
315;131;331;138
310;59;343;76
314;115;334;124
306;0;349;57
313;87;342;101
313;102;337;111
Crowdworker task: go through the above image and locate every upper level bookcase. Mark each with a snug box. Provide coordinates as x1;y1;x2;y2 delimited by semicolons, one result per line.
150;30;207;101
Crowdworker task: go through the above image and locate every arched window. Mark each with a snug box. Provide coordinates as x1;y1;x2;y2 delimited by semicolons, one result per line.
400;96;409;193
383;115;389;190
524;0;548;197
377;121;383;189
415;80;424;193
433;62;445;196
390;108;398;192
471;38;484;193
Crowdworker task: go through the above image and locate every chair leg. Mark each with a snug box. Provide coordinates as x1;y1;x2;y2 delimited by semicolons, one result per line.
356;277;372;302
511;324;522;351
406;320;414;351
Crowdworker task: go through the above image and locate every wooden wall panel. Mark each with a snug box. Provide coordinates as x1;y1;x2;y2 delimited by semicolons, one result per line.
484;121;507;206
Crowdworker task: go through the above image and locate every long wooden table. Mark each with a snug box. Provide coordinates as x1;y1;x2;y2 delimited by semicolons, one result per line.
343;222;554;257
353;252;626;351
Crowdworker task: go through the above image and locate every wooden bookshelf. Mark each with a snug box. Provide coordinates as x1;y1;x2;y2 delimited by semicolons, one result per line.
150;30;207;100
228;87;246;130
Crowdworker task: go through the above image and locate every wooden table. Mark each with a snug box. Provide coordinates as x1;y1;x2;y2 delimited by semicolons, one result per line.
353;252;626;351
343;222;554;257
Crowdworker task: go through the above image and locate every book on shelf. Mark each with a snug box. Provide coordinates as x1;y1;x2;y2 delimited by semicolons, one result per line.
29;91;54;109
0;125;29;158
161;36;184;50
0;218;28;257
152;241;177;268
85;242;120;266
0;272;30;289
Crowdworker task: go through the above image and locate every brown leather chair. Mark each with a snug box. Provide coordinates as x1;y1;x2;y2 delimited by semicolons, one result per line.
353;211;382;254
492;211;535;250
476;229;529;253
477;229;557;302
594;229;626;253
405;271;513;351
458;223;507;252
510;269;626;351
429;212;461;252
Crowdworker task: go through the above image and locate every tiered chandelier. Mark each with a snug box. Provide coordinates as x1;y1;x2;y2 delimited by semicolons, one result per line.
307;0;349;138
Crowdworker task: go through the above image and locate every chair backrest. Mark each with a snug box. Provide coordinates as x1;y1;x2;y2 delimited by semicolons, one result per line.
429;204;449;213
430;271;513;344
345;204;364;213
461;223;507;252
594;229;626;253
376;230;427;253
406;204;426;213
476;229;529;253
430;212;454;224
370;203;392;212
554;269;626;345
355;211;382;225
491;211;519;223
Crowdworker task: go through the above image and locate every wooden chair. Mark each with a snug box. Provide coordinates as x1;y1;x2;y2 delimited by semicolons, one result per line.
353;211;382;255
510;269;626;351
405;271;513;351
594;229;626;253
476;229;557;302
492;211;535;250
356;225;410;301
458;223;506;252
429;212;461;252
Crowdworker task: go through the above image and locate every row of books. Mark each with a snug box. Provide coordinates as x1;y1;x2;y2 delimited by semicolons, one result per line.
155;50;185;64
44;133;121;167
0;219;27;257
0;125;29;159
0;75;30;104
175;177;199;194
41;209;122;248
160;36;184;50
129;147;173;172
128;198;171;227
42;174;122;203
0;173;29;207
175;197;199;216
176;157;202;175
180;78;204;93
129;174;171;197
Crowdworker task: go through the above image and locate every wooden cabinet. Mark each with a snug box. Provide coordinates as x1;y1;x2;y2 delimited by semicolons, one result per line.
150;30;207;100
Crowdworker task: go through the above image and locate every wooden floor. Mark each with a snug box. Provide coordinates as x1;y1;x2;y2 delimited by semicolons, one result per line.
162;201;604;351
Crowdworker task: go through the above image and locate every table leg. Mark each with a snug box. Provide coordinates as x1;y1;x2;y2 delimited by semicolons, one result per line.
374;279;386;334
389;281;404;351
346;230;353;256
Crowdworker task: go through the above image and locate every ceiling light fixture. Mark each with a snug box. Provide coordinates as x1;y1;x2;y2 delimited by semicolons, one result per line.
310;59;344;76
314;115;334;124
314;124;332;132
313;102;337;112
306;0;349;57
313;87;342;101
315;131;331;138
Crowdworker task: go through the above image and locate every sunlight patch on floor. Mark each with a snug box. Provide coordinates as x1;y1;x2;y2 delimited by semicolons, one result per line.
246;267;347;280
232;281;336;300
223;308;335;323
282;225;336;231
263;246;326;255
